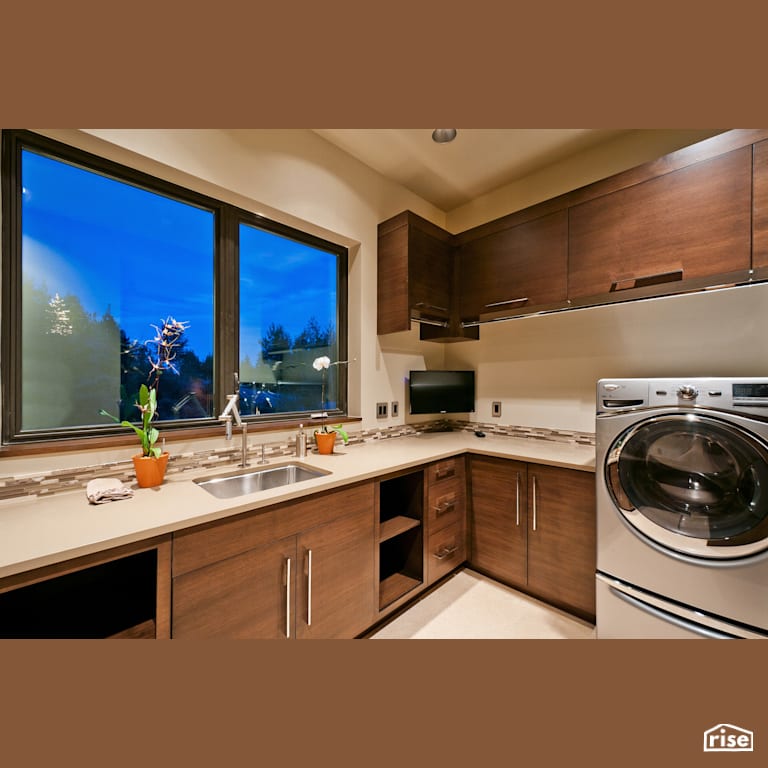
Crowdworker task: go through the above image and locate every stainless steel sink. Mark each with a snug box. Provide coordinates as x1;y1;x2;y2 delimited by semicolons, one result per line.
194;463;331;499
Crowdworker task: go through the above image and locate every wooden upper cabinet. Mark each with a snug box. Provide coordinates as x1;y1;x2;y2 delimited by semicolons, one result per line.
752;139;768;271
568;146;753;301
377;210;453;334
458;210;568;320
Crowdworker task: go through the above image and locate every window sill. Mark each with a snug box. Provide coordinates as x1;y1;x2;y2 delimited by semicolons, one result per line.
0;416;362;458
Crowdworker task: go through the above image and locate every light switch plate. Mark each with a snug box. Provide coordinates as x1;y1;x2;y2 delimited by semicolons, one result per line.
391;401;399;417
492;401;502;417
377;402;388;418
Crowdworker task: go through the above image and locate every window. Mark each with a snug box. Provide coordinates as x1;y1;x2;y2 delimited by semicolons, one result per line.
1;130;348;446
238;219;345;418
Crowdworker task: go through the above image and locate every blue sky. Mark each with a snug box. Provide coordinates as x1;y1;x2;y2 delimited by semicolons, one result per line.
21;149;337;360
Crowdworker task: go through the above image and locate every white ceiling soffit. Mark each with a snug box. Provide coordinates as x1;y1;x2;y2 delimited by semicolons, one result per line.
311;128;634;211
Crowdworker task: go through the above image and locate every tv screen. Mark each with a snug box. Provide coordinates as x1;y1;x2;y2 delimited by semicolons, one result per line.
409;370;475;415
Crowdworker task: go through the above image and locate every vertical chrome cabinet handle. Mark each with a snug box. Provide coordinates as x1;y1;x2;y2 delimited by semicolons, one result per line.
285;557;292;638
515;472;520;526
306;549;313;627
532;475;538;532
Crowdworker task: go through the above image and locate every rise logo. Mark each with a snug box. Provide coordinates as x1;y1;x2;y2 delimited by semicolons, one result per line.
703;724;754;752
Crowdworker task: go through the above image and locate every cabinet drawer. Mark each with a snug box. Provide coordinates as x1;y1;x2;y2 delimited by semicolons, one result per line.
172;508;276;577
426;477;463;533
427;522;466;585
427;457;462;485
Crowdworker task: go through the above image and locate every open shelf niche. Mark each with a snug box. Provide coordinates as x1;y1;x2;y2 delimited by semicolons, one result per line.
377;468;424;610
0;544;167;639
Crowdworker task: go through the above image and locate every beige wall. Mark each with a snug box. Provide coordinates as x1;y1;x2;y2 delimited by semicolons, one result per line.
1;127;744;475
444;284;768;432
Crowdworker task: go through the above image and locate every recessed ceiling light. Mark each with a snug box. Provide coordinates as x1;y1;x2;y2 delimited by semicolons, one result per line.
432;129;457;143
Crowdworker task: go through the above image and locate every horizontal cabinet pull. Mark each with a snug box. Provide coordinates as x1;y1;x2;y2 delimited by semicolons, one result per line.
434;467;455;479
485;297;529;308
610;269;683;292
434;498;456;515
410;315;449;328
414;301;449;313
434;544;458;560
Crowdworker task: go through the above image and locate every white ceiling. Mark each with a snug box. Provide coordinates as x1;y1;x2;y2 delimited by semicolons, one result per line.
312;128;633;211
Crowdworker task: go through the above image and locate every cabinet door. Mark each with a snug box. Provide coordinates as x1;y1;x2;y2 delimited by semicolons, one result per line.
377;211;453;334
295;506;375;640
752;139;768;270
459;210;568;320
568;147;752;300
409;222;453;321
172;537;296;639
468;456;527;588
526;464;596;618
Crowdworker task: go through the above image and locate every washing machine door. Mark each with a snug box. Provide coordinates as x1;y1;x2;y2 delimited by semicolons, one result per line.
605;413;768;559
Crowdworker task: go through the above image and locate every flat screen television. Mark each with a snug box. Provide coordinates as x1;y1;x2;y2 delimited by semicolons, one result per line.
408;370;475;415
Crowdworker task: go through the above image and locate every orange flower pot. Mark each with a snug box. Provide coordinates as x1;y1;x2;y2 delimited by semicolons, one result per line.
132;452;170;488
314;431;337;455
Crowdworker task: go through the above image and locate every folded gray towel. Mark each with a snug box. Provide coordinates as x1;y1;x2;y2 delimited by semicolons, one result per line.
86;478;134;504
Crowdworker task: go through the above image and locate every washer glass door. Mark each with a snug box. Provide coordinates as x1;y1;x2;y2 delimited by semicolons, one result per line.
606;413;768;558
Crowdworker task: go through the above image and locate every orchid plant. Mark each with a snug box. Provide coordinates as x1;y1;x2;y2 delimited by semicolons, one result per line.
312;355;349;443
100;317;189;457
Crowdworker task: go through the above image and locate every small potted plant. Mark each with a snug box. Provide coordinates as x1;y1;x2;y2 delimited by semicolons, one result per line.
312;355;349;455
101;316;189;487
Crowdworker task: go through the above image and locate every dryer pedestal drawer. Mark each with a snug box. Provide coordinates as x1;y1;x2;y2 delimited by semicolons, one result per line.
595;574;767;640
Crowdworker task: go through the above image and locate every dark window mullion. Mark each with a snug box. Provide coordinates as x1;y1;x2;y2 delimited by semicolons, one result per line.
215;206;239;414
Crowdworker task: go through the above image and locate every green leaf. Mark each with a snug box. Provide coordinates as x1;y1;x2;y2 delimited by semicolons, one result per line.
331;425;349;444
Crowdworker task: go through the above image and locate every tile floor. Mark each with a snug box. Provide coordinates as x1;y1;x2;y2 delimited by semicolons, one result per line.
369;568;596;639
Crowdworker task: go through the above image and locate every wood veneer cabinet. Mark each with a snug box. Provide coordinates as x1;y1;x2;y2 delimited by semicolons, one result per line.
378;131;768;336
424;457;467;585
458;210;568;322
468;456;596;620
171;482;376;639
377;210;479;342
568;147;753;301
377;210;454;334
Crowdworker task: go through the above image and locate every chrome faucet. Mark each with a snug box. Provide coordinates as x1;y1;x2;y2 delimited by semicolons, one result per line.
218;374;249;468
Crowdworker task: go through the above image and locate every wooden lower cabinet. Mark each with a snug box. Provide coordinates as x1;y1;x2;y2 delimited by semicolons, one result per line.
172;537;295;639
171;453;595;637
425;457;467;586
468;456;596;620
172;482;376;639
468;457;527;589
295;507;376;639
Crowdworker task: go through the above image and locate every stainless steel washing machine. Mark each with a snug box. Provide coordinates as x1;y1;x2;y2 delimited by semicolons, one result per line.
596;378;768;638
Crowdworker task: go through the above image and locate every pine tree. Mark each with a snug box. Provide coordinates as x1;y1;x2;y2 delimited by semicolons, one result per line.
45;292;72;336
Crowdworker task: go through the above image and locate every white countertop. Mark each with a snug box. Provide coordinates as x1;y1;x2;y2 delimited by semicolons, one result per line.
0;431;595;580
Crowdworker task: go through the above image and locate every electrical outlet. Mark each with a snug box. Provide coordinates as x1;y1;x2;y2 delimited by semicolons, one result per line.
391;401;399;417
492;401;502;417
377;402;388;418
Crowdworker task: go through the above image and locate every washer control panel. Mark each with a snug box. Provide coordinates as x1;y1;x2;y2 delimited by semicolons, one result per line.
597;377;768;414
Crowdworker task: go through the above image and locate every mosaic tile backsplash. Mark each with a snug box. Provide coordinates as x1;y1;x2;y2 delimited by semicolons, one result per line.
0;420;594;502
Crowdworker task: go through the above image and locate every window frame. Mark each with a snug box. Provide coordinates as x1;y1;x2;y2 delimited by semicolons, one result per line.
0;129;348;448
